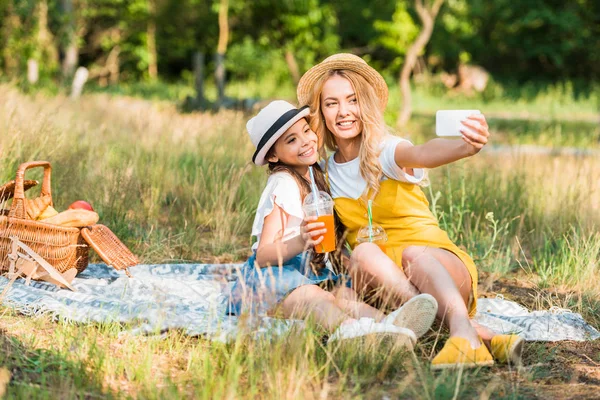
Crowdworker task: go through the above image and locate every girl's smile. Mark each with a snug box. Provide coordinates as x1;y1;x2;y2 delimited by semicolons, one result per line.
267;118;319;174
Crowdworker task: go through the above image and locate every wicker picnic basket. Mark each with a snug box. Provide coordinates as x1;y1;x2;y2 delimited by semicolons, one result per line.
0;161;138;275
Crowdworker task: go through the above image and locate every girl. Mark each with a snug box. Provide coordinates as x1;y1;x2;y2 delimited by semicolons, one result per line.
297;54;524;368
228;100;434;345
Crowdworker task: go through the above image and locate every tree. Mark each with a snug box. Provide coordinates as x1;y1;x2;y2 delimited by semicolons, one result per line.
0;0;59;82
60;0;78;79
371;2;419;74
215;0;229;108
146;0;158;80
397;0;444;127
1;1;21;76
236;0;339;85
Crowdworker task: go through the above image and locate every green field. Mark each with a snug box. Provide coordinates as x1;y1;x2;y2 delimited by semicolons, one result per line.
1;83;599;398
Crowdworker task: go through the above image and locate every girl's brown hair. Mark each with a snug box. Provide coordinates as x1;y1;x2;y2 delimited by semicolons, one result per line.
266;155;346;272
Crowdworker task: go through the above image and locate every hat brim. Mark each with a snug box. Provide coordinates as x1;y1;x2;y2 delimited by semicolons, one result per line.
252;106;310;165
297;54;388;110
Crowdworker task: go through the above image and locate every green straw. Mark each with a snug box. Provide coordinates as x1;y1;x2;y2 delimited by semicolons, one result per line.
367;199;373;241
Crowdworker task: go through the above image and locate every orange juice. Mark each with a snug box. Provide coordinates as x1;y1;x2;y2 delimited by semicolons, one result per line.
313;214;336;253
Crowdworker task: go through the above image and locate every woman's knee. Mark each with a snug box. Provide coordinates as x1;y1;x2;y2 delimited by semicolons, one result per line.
350;242;383;268
402;246;433;272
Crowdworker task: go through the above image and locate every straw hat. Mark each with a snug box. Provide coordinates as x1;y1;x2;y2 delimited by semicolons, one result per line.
247;100;310;165
297;53;389;110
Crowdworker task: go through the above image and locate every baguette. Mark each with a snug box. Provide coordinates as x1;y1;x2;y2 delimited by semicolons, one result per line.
41;209;99;227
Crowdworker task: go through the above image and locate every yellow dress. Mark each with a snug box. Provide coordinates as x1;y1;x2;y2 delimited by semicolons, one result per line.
334;178;478;317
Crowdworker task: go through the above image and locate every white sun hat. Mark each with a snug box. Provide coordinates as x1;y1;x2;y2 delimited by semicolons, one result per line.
247;100;310;165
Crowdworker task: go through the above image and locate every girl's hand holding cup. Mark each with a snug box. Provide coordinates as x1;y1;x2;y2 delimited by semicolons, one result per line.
302;191;336;253
300;216;326;250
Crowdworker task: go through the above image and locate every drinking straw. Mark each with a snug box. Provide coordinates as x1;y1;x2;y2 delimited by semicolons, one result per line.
308;166;320;216
367;199;373;241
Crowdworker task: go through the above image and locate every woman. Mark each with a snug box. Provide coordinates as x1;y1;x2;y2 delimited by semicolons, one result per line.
297;53;523;369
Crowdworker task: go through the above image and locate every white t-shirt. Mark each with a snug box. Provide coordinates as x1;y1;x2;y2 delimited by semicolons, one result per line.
327;135;425;199
251;172;304;250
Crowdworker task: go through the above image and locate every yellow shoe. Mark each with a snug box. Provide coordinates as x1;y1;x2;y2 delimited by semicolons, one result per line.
490;334;524;366
431;337;494;370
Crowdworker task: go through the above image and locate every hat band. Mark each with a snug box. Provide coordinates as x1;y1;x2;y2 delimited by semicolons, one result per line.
252;105;309;163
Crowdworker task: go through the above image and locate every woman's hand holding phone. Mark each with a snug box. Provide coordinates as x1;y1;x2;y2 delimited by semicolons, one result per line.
436;110;490;155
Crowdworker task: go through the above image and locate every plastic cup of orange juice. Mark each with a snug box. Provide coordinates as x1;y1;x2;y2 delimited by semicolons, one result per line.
356;224;388;253
302;191;336;253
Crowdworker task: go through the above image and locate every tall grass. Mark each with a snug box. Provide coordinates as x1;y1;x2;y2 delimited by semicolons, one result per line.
428;152;600;288
0;85;260;262
1;84;599;398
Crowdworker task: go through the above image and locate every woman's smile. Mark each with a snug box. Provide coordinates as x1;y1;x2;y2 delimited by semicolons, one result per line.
321;75;362;142
336;120;356;129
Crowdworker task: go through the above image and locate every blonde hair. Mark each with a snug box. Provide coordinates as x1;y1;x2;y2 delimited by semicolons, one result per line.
308;69;386;198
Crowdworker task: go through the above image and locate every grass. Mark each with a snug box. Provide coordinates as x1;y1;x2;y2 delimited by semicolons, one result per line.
0;83;599;398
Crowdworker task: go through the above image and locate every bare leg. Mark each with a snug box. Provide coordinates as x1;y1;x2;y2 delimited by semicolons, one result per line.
406;247;497;345
413;247;498;347
402;246;481;347
471;319;496;348
278;284;355;332
332;286;386;321
348;243;420;309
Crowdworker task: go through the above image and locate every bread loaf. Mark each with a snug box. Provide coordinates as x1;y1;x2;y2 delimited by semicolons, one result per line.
25;196;52;220
41;209;99;227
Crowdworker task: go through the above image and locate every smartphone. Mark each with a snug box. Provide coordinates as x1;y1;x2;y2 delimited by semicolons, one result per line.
436;110;481;137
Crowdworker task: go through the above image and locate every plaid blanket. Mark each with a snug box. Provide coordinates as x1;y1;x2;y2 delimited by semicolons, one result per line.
0;263;598;342
0;263;294;342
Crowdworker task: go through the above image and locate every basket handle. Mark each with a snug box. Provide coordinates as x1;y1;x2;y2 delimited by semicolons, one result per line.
9;161;53;219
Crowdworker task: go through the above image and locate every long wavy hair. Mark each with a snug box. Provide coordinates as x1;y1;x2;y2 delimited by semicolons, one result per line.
307;69;386;198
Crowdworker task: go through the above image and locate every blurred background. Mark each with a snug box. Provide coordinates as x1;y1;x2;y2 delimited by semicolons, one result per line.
1;0;598;122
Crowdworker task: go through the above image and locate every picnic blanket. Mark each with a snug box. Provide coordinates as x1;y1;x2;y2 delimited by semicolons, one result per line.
0;263;598;342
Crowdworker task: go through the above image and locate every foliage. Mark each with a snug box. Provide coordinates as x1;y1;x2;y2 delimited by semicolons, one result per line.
371;1;420;72
431;0;600;82
233;0;340;80
0;0;59;81
2;0;598;87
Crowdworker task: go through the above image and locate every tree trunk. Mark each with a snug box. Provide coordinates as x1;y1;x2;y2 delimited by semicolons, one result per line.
70;66;89;99
36;0;59;69
107;46;120;85
2;1;20;76
215;0;229;108
147;0;158;81
397;0;444;127
285;48;300;85
27;59;39;84
193;51;205;108
215;53;225;107
61;0;78;79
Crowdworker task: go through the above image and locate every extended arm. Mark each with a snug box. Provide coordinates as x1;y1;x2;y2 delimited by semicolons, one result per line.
394;114;490;169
